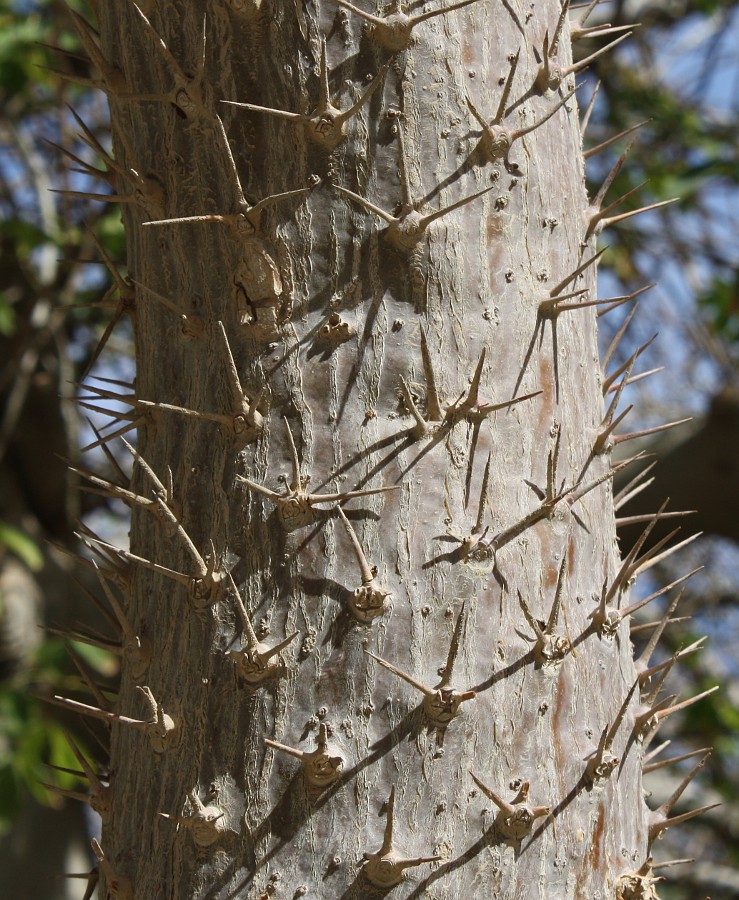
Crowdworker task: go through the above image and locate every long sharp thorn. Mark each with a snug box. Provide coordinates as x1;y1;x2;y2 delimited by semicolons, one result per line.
380;785;396;856
616;509;693;527
602;301;639;370
514;84;579;140
220;99;305;122
421;184;496;228
440;602;467;685
653;687;719;727
547;552;568;633
631;532;702;580
631;615;691;635
614;460;657;509
333;184;396;224
635;593;685;674
580;80;601;135
475;454;492;534
153;497;207;576
598;282;656;318
650;803;720;841
518;591;545;641
365;649;433;698
643;747;712;775
419;330;442;421
591;137;638;213
613;416;692;446
564;30;632;76
625;569;699;629
217;321;243;406
469;772;516;816
575;22;636;42
283;417;302;493
607;678;639;747
414;0;484;25
641;637;706;682
337;58;391;126
651;858;694;871
549;0;571;57
550;247;607;296
335;1;384;26
607;366;665;396
399;376;428;433
601;197;679;230
65;643;112;710
493;50;520;124
336;507;374;585
585;119;651;159
602;334;658;392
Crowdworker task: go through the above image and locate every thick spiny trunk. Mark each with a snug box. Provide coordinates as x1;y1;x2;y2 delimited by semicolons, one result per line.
91;2;652;897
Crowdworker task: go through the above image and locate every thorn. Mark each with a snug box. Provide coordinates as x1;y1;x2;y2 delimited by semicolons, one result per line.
549;247;607;297
584;118;651;160
468;79;577;167
237;418;397;530
630;615;691;635
367;609;475;729
596;282;655;319
612;416;692;448
629;531;702;583
335;507;391;624
224;49;390;149
92;561;150;679
470;773;549;840
66;9;129;94
599;197;679;232
602;333;658;393
643;745;712;775
419;330;443;421
48;686;177;753
362;785;442;887
160;788;228;847
572;20;636;44
584;724;620;786
627;566;699;633
605;498;674;604
226;573;297;684
399;375;431;439
537;28;631;93
580;79;600;136
90;838;133;900
649;802;720;845
446;349;541;423
517;554;571;668
635;686;719;744
633;581;695;671
613;459;657;510
338;0;483;51
265;723;344;792
65;642;113;711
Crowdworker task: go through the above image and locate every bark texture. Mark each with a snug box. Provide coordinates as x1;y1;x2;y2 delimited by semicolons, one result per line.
89;1;656;896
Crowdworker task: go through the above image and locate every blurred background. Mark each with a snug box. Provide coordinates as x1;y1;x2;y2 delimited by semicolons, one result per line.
0;0;736;896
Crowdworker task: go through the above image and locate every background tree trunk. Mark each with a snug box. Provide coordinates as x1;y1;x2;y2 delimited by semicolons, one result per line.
87;1;657;896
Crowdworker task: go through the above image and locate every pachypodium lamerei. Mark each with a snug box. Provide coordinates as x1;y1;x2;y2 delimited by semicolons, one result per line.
47;2;716;898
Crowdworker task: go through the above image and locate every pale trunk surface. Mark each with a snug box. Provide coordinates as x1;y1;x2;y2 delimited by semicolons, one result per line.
95;1;649;897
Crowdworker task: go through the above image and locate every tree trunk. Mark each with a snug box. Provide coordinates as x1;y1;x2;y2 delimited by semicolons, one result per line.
76;1;672;896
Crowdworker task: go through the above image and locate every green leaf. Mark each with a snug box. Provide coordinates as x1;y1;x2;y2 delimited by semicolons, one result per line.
0;522;43;571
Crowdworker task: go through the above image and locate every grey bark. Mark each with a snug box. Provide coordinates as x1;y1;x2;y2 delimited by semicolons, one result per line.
87;1;660;897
